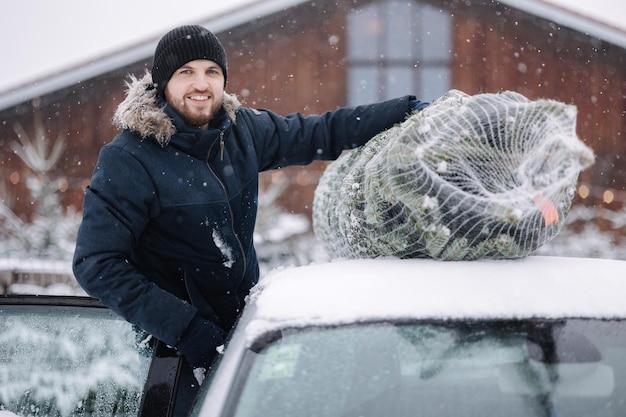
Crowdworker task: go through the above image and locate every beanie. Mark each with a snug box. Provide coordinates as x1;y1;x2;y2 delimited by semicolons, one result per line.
151;25;228;92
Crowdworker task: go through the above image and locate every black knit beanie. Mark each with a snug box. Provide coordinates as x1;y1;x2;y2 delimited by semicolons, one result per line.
151;25;228;92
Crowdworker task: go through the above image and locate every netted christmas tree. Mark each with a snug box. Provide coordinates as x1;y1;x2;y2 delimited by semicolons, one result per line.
313;90;595;261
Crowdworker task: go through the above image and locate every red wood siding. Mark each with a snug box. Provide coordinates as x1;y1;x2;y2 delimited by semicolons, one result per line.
451;2;626;208
0;0;624;221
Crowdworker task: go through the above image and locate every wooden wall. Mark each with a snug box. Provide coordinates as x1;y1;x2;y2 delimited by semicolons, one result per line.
218;0;349;215
0;64;145;218
449;0;626;208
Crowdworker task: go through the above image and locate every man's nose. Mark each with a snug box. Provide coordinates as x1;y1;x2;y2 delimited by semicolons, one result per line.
192;75;210;90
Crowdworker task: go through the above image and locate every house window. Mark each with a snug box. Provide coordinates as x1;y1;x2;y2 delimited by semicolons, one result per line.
347;0;452;105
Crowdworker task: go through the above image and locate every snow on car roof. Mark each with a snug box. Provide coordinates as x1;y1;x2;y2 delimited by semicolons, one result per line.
244;256;626;342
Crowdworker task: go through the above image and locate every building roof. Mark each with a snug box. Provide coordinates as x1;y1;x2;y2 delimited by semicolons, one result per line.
499;0;626;49
0;0;307;111
1;0;624;112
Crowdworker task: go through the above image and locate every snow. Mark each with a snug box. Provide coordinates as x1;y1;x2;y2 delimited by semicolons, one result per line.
0;258;71;274
7;282;85;296
524;0;626;33
245;256;626;343
0;258;85;295
497;0;626;51
264;215;309;242
0;309;147;417
544;0;623;27
212;229;235;268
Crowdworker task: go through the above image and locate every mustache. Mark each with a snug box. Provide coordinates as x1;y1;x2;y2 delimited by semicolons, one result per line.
187;89;212;95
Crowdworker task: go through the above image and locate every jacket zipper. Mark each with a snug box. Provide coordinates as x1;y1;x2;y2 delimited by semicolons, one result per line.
219;131;225;161
207;132;247;276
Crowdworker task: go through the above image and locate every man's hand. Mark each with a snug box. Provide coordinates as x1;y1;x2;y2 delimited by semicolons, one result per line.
177;315;226;369
409;99;429;113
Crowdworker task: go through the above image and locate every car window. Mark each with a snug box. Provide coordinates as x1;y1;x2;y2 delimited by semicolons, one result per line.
0;301;154;417
224;320;626;417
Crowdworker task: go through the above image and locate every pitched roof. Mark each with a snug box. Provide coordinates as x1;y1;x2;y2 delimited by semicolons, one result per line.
0;0;307;111
499;0;626;49
1;0;624;112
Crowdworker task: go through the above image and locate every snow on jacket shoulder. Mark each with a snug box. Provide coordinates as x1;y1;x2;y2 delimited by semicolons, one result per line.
73;71;414;347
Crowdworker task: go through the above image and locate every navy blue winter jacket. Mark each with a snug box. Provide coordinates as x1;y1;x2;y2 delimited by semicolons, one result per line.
73;73;415;348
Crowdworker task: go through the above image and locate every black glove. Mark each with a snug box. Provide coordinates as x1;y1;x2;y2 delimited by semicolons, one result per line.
410;99;429;112
177;315;226;369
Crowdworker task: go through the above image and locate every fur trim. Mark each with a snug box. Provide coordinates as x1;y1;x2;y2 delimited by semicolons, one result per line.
113;71;241;146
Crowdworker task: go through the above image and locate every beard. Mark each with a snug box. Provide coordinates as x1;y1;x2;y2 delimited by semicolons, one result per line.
177;106;214;128
168;93;223;129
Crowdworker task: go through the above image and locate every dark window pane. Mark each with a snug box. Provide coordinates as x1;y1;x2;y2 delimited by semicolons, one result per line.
348;67;380;105
420;66;451;101
386;1;416;60
387;67;413;100
347;0;452;105
347;3;381;61
421;4;453;61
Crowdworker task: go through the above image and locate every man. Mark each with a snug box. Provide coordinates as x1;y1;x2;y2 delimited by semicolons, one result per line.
72;24;426;398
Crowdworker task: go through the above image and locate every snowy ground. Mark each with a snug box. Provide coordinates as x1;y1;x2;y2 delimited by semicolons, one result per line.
535;205;626;260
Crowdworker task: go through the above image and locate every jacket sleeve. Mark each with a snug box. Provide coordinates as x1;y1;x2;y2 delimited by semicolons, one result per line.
246;96;415;171
72;143;197;346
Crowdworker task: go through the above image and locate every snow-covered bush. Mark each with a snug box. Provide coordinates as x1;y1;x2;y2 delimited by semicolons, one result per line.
537;204;626;259
0;118;80;260
254;180;324;275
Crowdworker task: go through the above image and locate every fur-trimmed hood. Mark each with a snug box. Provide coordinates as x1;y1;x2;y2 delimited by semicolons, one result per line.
112;72;241;146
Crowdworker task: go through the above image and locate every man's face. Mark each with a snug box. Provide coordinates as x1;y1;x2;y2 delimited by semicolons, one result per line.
164;59;225;129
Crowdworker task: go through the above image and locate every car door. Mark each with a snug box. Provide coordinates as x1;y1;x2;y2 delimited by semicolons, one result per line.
0;295;185;417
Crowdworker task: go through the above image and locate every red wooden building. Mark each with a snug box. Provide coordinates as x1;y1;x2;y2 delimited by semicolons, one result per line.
1;0;624;220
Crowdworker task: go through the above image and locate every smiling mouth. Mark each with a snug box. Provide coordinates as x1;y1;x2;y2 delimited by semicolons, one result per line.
189;95;210;101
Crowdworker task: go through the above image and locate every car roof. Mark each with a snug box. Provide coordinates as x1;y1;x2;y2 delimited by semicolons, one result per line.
244;256;626;342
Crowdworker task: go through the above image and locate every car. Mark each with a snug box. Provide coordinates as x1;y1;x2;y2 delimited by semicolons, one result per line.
191;256;626;417
0;295;190;417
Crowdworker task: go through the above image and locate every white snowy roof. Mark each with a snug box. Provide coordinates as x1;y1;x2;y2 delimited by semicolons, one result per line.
498;0;626;49
1;0;624;111
0;0;308;110
245;256;626;342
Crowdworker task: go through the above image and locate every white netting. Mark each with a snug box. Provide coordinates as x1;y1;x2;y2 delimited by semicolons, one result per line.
313;90;595;260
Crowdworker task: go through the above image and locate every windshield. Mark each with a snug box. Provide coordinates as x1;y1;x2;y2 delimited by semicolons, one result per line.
228;320;625;417
0;303;154;417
